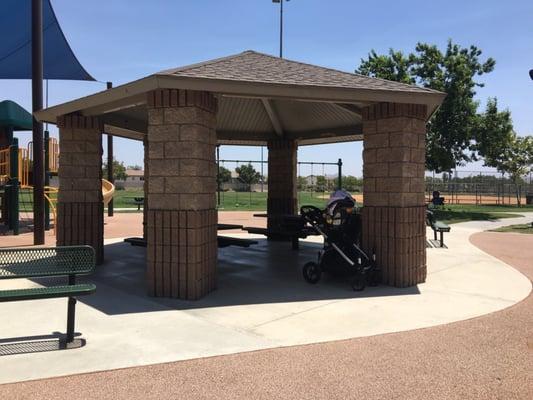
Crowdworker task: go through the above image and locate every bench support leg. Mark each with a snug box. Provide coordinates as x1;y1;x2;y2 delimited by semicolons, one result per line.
434;230;438;241
440;231;444;248
66;297;77;343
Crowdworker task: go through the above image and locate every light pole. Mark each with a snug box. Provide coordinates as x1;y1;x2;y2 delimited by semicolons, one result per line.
272;0;290;58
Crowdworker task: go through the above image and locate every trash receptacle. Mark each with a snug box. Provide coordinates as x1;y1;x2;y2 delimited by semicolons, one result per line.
526;194;533;205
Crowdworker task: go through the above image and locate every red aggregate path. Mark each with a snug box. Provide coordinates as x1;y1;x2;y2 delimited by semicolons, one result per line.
1;231;532;400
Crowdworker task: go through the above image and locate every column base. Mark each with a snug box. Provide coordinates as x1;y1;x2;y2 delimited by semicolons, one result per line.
146;208;217;300
57;202;104;264
267;197;297;241
362;205;426;287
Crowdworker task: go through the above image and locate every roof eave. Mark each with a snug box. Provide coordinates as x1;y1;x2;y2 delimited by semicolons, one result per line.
33;75;159;124
34;73;445;124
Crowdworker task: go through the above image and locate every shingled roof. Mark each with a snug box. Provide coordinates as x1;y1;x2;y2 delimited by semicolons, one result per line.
36;49;445;146
159;50;439;95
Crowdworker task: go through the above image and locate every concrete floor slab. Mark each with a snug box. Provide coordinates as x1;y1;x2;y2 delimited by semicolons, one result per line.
0;213;531;384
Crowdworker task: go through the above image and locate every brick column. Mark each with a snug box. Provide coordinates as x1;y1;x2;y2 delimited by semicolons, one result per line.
267;138;297;239
143;136;148;240
362;103;427;287
146;89;218;299
56;115;104;264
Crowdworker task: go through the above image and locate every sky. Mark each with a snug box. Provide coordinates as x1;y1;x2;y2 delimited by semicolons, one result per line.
1;0;532;177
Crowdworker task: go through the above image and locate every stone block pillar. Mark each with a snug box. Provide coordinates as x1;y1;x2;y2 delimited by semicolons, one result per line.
143;136;148;240
146;89;218;300
56;115;104;264
362;103;427;287
267;138;297;238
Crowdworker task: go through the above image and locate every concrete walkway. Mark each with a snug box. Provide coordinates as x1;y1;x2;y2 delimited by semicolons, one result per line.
0;214;531;385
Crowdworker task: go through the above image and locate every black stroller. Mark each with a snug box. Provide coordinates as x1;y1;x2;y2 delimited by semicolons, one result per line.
300;190;380;291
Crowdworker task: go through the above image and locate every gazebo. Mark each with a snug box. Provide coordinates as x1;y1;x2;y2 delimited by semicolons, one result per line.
35;50;445;300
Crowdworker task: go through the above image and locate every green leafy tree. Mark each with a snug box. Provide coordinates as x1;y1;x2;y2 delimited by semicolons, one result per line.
356;49;415;84
356;40;496;172
315;176;327;192
217;165;231;184
343;175;363;192
102;159;127;181
485;134;533;206
472;98;514;163
235;163;261;186
297;175;308;191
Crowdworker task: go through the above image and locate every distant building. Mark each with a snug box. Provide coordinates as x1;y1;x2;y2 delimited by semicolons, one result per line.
116;169;144;189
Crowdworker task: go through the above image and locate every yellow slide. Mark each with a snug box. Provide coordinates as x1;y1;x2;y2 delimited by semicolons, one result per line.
43;179;115;235
102;179;115;206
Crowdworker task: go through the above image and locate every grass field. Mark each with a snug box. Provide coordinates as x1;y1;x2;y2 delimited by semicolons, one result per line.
16;188;532;225
490;223;533;234
108;189;330;211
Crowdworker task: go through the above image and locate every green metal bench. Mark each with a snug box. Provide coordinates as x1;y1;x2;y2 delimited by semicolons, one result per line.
426;210;451;247
0;246;96;345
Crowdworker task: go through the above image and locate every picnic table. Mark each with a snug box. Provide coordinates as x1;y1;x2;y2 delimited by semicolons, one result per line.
124;223;257;248
244;213;319;249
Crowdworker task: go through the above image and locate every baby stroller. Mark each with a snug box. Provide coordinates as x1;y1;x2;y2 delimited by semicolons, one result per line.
300;190;380;291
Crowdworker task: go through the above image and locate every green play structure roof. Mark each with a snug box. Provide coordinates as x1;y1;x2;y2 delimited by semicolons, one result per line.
0;100;33;130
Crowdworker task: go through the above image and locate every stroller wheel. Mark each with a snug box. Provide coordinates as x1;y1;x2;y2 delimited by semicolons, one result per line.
351;273;366;291
303;262;322;284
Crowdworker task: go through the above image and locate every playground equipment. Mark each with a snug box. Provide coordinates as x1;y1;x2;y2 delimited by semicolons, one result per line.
102;179;115;206
1;134;115;235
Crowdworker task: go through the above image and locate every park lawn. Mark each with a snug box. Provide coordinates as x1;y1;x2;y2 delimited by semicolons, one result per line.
442;204;533;213
17;188;530;225
108;189;330;211
489;223;533;234
431;209;523;225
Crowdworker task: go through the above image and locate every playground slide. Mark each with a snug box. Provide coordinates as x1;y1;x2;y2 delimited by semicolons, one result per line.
102;179;115;206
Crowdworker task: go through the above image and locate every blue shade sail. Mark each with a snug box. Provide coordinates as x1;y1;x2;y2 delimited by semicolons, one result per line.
0;0;95;81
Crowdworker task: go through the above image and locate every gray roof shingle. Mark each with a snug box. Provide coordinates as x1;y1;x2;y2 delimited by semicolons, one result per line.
158;50;440;95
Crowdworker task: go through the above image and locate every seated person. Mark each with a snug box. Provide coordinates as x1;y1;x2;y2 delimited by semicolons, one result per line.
431;190;445;206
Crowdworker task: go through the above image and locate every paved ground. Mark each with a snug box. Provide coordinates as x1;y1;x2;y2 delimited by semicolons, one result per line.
1;213;531;384
1;227;531;399
0;211;263;247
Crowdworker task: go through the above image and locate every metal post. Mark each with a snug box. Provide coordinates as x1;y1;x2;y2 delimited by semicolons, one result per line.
32;0;45;245
337;158;342;190
260;146;264;192
44;130;50;230
66;296;76;343
8;136;19;235
106;82;114;217
66;274;76;343
279;0;284;58
217;145;221;207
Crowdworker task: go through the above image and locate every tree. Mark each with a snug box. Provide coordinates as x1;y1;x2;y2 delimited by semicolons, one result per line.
235;163;261;186
102;159;127;181
485;134;533;206
472;98;514;164
356;49;415;84
217;165;231;184
127;164;143;170
343;175;363;192
315;176;327;192
356;40;496;172
297;176;308;191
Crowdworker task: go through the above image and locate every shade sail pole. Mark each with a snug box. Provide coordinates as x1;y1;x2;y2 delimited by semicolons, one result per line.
32;0;45;244
106;81;114;217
